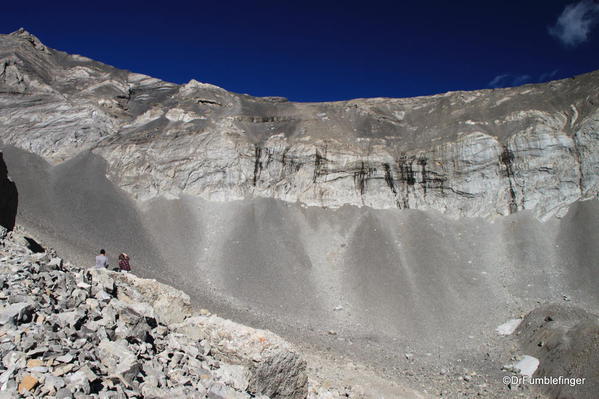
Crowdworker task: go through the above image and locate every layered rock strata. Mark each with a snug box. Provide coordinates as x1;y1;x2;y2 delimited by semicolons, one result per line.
0;29;597;220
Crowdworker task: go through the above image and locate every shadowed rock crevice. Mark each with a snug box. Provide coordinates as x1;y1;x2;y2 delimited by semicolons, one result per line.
313;147;328;183
353;161;376;196
500;146;518;213
0;152;18;230
253;144;262;186
23;236;44;253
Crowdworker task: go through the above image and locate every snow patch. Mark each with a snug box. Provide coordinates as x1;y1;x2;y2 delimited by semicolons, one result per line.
509;355;539;377
496;319;522;335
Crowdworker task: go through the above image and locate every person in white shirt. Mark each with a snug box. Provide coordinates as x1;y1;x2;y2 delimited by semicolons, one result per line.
95;249;109;269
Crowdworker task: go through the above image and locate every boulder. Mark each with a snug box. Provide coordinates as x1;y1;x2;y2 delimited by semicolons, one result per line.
48;257;63;269
53;310;85;329
208;382;250;399
87;269;116;296
0;302;33;326
97;340;140;384
66;369;91;394
173;315;308;399
18;375;38;394
44;375;66;391
111;300;155;341
112;271;192;325
213;364;249;391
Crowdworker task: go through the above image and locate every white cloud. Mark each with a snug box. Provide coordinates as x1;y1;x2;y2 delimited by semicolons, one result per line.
489;70;561;89
539;69;559;82
488;74;510;88
549;0;599;46
488;74;532;88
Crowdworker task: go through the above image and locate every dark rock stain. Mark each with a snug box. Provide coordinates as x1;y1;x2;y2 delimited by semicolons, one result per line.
397;156;417;186
264;147;274;168
383;163;397;195
383;162;404;208
500;146;518;213
313;146;328;183
280;147;302;176
419;157;428;195
353;161;376;196
253;145;262;186
418;157;447;195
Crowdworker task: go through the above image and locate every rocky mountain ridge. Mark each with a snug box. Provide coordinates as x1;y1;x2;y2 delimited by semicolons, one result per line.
1;29;598;220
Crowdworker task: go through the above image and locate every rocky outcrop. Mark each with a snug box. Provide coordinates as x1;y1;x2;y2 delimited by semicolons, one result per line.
0;229;309;398
0;30;597;220
109;270;309;398
172;316;308;399
0;152;17;231
98;125;589;220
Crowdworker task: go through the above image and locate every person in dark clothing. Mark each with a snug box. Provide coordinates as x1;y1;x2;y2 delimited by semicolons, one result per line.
118;253;131;272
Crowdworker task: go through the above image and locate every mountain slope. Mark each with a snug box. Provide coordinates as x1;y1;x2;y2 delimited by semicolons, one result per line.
1;29;598;398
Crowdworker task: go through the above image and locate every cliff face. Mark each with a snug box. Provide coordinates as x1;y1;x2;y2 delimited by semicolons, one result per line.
1;29;597;220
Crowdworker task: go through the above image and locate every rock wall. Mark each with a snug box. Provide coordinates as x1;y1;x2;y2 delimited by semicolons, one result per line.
98;124;593;220
0;29;597;220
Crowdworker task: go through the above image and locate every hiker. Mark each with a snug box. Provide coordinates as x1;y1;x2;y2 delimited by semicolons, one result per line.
118;253;131;272
95;249;109;269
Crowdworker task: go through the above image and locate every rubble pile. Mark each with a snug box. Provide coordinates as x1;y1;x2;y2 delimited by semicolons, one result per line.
0;228;310;399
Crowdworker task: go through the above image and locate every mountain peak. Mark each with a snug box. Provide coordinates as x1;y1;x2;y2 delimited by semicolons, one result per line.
9;28;48;53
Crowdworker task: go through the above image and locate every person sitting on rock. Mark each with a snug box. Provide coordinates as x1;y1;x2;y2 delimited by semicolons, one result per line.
95;249;109;269
118;253;131;272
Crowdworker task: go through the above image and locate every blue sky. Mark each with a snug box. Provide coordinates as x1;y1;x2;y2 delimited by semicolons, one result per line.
3;0;599;101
